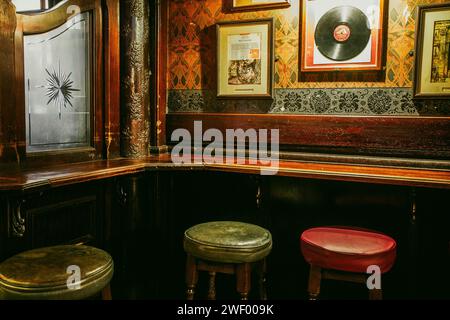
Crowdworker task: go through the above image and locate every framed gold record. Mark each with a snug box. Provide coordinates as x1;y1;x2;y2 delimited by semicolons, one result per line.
300;0;388;73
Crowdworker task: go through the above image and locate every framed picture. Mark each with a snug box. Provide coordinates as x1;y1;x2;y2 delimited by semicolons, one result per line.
229;0;291;12
217;19;274;99
300;0;387;73
413;3;450;99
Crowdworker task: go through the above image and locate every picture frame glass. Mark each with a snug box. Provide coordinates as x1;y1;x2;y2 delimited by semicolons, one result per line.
301;0;385;72
416;7;450;96
217;20;273;98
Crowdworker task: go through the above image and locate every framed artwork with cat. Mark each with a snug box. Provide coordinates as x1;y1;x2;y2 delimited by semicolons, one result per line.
216;19;274;99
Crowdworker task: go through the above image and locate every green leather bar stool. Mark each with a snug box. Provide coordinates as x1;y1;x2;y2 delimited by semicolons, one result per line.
0;245;114;300
184;221;272;300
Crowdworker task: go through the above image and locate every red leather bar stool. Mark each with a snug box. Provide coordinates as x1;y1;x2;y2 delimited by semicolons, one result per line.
300;227;396;300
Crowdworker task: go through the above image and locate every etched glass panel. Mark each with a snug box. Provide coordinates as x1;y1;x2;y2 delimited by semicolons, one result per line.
12;0;44;12
24;12;91;152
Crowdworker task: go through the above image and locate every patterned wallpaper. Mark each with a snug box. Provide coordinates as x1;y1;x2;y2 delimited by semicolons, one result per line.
168;88;450;115
167;0;450;114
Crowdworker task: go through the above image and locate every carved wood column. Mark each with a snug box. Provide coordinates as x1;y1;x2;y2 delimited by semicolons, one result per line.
120;0;150;158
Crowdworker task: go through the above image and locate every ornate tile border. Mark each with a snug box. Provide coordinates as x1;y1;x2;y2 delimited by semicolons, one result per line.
168;88;450;116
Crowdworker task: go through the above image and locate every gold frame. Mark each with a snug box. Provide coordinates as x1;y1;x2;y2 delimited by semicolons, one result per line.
413;2;450;99
229;0;290;12
216;18;274;99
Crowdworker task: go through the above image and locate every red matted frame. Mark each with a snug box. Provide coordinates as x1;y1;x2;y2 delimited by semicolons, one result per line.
300;0;388;73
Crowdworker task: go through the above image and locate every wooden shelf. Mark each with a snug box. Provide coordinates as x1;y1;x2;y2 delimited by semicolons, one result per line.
1;154;450;191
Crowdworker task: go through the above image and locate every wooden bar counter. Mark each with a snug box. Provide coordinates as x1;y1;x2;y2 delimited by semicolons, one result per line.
1;155;450;191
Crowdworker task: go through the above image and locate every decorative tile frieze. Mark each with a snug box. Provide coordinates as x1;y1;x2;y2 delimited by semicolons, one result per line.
168;88;450;116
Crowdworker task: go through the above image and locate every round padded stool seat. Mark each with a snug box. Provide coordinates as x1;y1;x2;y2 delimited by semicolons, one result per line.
184;221;272;264
301;227;396;273
0;245;114;300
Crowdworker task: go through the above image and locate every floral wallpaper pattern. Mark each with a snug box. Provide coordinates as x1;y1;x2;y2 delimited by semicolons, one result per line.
168;88;450;115
168;0;450;115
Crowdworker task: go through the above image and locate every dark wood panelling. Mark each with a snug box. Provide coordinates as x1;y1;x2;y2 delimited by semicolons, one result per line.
1;182;105;259
109;174;161;298
29;196;97;248
1;160;450;299
167;113;450;159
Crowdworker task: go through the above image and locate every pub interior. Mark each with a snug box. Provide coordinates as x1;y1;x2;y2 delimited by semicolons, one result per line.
1;0;450;301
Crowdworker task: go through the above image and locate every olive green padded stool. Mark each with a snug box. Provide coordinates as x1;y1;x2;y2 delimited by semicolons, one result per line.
0;245;114;300
184;221;272;300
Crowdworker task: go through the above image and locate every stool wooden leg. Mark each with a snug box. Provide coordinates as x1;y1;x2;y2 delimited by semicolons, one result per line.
101;284;112;300
186;254;198;300
308;265;321;300
369;289;383;300
236;263;251;300
208;272;216;300
258;259;268;300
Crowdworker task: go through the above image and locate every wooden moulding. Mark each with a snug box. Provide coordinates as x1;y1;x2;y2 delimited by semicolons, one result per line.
1;155;450;191
0;1;19;162
166;113;450;163
149;0;168;154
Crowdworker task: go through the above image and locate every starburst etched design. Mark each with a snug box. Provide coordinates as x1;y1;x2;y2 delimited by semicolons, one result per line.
45;62;79;118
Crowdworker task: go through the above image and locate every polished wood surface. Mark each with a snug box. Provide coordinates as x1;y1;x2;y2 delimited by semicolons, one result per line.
167;113;450;159
1;154;450;191
17;0;97;34
0;159;148;191
0;1;18;162
207;157;450;189
104;0;121;158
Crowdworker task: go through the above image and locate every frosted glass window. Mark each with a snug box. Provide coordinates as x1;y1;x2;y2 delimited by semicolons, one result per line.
24;12;91;152
12;0;47;12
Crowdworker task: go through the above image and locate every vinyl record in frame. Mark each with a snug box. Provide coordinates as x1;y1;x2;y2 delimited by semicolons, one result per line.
300;0;387;73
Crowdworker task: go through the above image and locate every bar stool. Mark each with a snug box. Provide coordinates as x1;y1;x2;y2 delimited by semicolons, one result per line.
184;221;272;300
300;227;396;300
0;245;114;300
